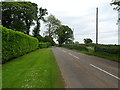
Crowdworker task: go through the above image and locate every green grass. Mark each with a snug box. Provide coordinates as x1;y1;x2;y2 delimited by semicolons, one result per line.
2;49;65;88
64;47;119;62
79;50;119;62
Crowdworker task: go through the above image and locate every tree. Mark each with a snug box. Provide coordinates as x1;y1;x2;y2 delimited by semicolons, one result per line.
33;7;48;37
111;0;120;10
55;25;74;45
45;14;61;37
75;41;79;44
84;38;92;44
44;36;55;46
111;0;120;22
36;35;45;42
2;2;38;34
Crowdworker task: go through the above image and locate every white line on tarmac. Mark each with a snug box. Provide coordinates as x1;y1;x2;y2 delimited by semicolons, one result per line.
62;50;66;53
68;53;79;59
90;64;120;80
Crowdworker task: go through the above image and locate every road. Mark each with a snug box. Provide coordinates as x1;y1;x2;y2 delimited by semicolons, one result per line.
51;47;119;88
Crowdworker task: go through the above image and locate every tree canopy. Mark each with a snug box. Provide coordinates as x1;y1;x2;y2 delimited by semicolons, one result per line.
44;36;55;46
33;7;48;37
55;25;74;45
45;14;61;37
2;2;38;34
75;41;79;44
111;0;120;10
2;1;74;46
84;38;92;44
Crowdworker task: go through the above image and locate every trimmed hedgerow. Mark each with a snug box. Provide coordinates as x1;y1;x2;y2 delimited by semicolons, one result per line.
2;26;39;62
95;45;119;54
62;44;88;51
39;42;51;48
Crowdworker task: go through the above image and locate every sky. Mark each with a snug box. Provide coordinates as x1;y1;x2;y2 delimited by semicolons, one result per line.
28;0;118;44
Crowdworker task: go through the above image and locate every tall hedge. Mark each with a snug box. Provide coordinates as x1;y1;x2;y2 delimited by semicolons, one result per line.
2;26;39;62
39;42;51;48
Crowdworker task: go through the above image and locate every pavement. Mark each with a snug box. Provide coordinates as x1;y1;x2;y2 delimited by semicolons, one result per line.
51;47;119;88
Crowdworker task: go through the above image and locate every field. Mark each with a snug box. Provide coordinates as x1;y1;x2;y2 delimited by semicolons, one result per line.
2;49;65;88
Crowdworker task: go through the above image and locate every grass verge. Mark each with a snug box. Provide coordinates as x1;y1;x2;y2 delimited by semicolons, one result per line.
2;49;65;88
63;47;119;62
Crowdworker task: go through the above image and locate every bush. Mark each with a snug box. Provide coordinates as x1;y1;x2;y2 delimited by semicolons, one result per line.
62;44;88;51
2;26;39;62
44;36;55;46
95;45;119;54
39;42;51;48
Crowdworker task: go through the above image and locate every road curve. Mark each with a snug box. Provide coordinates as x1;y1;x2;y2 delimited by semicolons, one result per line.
51;47;119;88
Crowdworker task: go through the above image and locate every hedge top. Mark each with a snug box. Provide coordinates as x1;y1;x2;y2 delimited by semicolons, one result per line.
0;25;38;41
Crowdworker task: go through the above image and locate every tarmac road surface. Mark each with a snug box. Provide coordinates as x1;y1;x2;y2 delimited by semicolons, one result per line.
51;47;119;88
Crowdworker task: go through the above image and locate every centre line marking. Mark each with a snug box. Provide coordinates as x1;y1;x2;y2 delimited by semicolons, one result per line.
90;64;120;80
62;50;66;53
68;53;79;59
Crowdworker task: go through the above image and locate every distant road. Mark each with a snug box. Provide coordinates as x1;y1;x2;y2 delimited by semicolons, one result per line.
52;47;119;88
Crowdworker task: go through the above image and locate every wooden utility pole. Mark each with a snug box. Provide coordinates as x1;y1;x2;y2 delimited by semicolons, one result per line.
118;9;120;45
96;7;98;44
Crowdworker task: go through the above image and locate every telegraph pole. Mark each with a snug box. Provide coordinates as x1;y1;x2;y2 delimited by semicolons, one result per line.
96;7;98;45
118;9;120;45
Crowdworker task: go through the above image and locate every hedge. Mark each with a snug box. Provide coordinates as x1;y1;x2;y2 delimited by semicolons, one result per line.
2;26;39;62
95;45;119;54
39;42;51;48
62;44;88;51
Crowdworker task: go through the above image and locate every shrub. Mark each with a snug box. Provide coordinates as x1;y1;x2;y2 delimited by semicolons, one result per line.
44;36;55;46
46;42;51;47
62;44;88;51
95;45;119;54
39;42;51;48
2;26;39;62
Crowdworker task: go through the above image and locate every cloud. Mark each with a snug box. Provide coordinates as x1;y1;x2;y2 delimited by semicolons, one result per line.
28;0;118;44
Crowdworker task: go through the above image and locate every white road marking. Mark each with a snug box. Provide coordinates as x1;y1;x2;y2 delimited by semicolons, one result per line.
62;50;66;53
90;64;120;80
57;48;61;50
68;53;79;59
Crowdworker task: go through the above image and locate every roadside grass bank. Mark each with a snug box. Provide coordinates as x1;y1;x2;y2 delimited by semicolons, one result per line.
62;47;119;62
3;49;65;88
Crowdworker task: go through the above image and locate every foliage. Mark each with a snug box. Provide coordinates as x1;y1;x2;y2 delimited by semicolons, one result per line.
111;0;120;10
74;46;119;62
95;44;119;54
33;7;48;37
74;41;79;44
84;38;92;44
39;42;51;48
44;36;55;46
38;7;48;22
55;25;74;45
35;35;45;42
45;14;61;37
62;44;88;51
3;49;65;88
2;26;38;62
32;20;41;37
2;2;38;34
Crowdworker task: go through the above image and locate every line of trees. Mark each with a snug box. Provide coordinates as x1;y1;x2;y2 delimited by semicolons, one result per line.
2;2;38;34
2;1;74;46
111;0;120;10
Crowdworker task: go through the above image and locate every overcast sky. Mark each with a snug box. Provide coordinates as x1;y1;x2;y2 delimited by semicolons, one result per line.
29;0;118;44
